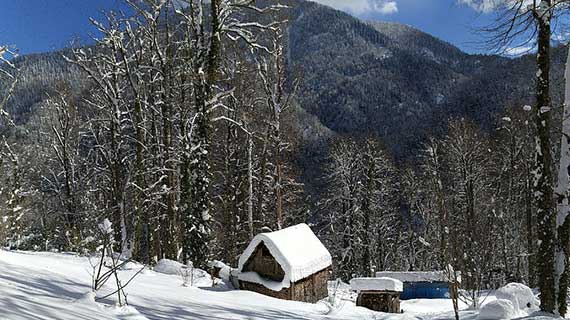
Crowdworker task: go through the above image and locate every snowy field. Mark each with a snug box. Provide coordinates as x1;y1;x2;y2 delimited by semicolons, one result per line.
0;250;558;320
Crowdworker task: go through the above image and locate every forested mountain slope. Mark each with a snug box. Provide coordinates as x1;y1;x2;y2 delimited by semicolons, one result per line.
285;0;565;160
1;0;566;167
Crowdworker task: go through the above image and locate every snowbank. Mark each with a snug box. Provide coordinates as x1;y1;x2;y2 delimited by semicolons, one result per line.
120;261;144;271
75;291;98;304
478;283;538;319
154;259;184;275
153;258;213;286
350;277;403;292
108;305;146;319
478;299;516;320
495;283;539;316
238;224;332;290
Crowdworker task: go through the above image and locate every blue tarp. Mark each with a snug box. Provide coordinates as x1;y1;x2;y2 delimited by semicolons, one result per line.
400;282;450;300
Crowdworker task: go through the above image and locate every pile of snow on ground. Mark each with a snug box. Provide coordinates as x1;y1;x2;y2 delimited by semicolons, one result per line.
495;282;539;315
478;299;516;320
478;283;539;319
154;258;212;286
154;258;185;275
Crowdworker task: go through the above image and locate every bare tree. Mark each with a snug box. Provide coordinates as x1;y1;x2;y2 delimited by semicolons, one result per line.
0;45;18;122
68;12;137;259
256;25;303;231
0;45;20;246
44;84;84;249
444;119;495;308
492;104;537;286
321;136;399;280
176;0;281;267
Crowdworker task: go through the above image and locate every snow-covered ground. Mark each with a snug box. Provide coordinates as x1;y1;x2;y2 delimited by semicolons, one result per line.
0;250;558;320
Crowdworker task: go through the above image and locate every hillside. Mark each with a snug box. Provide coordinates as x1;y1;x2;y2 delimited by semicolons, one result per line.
1;0;566;192
285;0;565;160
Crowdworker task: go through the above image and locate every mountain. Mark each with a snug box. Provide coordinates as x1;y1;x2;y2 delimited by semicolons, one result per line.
0;50;83;126
1;0;567;177
285;0;565;160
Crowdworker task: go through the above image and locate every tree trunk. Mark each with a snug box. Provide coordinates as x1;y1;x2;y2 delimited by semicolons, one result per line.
275;131;283;230
534;13;556;313
555;46;570;316
527;161;536;287
248;133;254;240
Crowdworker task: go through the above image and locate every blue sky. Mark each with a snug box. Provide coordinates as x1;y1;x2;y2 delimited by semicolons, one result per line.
0;0;504;55
0;0;128;55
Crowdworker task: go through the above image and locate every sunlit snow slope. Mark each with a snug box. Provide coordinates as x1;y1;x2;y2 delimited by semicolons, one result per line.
0;250;555;320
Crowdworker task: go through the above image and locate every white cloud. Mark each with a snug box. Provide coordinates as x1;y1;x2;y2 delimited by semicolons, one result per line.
378;1;398;14
503;45;534;56
310;0;399;15
457;0;500;13
458;0;533;13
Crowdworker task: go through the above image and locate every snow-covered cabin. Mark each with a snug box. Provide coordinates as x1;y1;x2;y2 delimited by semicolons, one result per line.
237;224;332;303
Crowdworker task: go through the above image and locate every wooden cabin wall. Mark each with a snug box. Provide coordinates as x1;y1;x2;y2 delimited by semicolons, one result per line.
356;291;401;313
290;267;331;303
239;267;331;303
241;242;286;281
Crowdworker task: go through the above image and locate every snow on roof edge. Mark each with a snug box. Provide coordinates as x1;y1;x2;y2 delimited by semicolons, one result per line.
350;277;404;292
238;271;290;291
374;271;461;283
238;223;332;291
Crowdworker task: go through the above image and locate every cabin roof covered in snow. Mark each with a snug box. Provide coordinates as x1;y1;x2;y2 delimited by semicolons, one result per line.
375;271;460;283
350;277;404;292
238;223;332;290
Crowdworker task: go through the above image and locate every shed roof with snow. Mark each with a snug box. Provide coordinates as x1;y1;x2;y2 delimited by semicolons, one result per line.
350;277;403;293
375;271;461;283
237;223;332;292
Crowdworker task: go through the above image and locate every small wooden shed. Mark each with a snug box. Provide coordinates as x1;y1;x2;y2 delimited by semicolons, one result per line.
350;277;403;313
237;224;332;303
